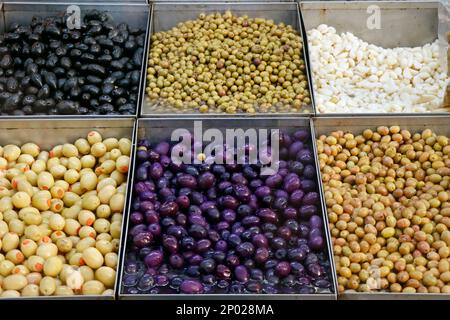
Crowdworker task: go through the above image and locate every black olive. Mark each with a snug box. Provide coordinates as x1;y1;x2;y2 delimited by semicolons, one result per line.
111;87;125;97
26;63;38;75
46;54;59;68
37;84;50;99
5;69;14;76
55;47;67;57
45;24;60;37
83;37;97;46
20;76;31;90
103;77;115;85
102;83;114;95
53;91;64;102
70;30;81;40
23;95;36;106
13;57;23;67
0;92;11;103
86;64;105;76
6;78;19;93
74;61;82;70
75;43;89;51
111;71;125;80
32;99;48;113
117;78;130;88
111;60;124;70
111;46;123;59
30;42;45;56
53;67;65;77
103;23;114;31
4;33;20;42
60;57;72;69
98;95;112;104
56;100;78;114
30;73;43;87
67;69;77;78
81;92;91;102
0;47;10;57
98;38;114;48
70;49;82;57
112;36;125;45
22;105;33;115
63;78;77;92
3;94;22;112
31;16;43;28
0;55;13;68
43;72;57;90
25;86;38;95
86;75;102;85
70;86;81;98
98;54;112;64
133;47;143;66
89;99;99;109
82;84;100;96
21;45;31;57
115;97;127;106
90;44;102;55
78;106;89;114
136;34;145;47
35;58;45;66
124;40;136;51
49;41;62;50
118;103;135;114
98;103;115;114
81;53;95;62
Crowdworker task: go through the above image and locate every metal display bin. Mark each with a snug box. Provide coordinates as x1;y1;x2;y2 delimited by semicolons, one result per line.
118;117;337;300
0;2;151;118
300;0;450;116
140;2;315;117
312;115;450;300
0;118;136;299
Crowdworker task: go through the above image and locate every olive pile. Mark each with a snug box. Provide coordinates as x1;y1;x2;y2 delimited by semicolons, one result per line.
0;10;145;115
317;126;450;294
0;131;131;297
146;11;310;114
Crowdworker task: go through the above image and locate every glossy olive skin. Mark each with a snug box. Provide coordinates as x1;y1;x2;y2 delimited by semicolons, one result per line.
0;10;144;115
123;130;332;295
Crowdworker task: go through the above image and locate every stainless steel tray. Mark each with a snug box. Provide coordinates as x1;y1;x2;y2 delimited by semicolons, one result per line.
0;118;136;300
0;2;151;118
312;115;450;300
301;0;449;116
118;117;337;300
140;1;315;118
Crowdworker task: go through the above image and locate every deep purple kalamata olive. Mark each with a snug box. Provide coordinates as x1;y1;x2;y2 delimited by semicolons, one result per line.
130;224;147;237
256;208;278;224
133;231;153;248
284;176;300;193
189;224;207;239
199;201;216;212
136;165;148;181
216;264;231;280
169;254;184;269
180;280;204;294
236;242;255;258
189;254;203;266
159;201;178;217
162;235;178;253
139;191;156;202
149;162;163;180
309;215;323;229
198;172;215;189
175;195;190;209
253;247;269;265
216;221;230;231
252;234;269;248
145;210;159;224
222;209;237;223
289;189;305;207
296;149;314;164
293;129;309;142
245;280;262;293
220;195;239;209
308;236;324;251
160;155;171;168
275;261;291;277
148;223;162;237
287;248;307;262
303;164;316;179
231;173;247;185
190;191;205;205
199;258;216;273
188;214;207;226
282;207;297;220
215;240;228;252
272;197;288;211
166;225;187;239
301;179;317;192
130;212;144;225
277;226;292;240
144;250;163;268
188;205;202;216
196;239;212;253
271;237;286;250
307;263;325;279
233;184;251;202
289;141;304;158
302;191;319;205
290;261;305;275
288;161;304;176
237;204;252;217
255;186;271;198
265;174;282;188
299;205;318;219
177;174;197;189
309;228;322;239
226;254;240;268
232;265;249;282
299;223;310;238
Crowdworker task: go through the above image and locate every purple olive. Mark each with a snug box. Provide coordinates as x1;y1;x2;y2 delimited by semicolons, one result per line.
289;141;304;158
196;239;212;253
255;186;271;198
133;232;153;248
297;149;314;164
308;236;324;251
148;223;161;237
130;212;144;225
290;189;305;207
301;179;317;192
220;195;239;209
293;129;309;142
169;254;184;269
226;254;240;268
154;142;170;155
275;261;291;277
283;207;297;220
177;174;197;189
265;174;282;188
136;165;148;181
180;280;204;294
299;205;318;219
254;247;270;264
130;224;147;237
256;208;278;224
236;242;255;258
252;234;269;248
284;176;300;193
162;235;178;253
144;250;163;268
233;184;251;202
309;215;323;229
216;264;231;280
222;209;237;223
159;201;178;217
149;162;163;180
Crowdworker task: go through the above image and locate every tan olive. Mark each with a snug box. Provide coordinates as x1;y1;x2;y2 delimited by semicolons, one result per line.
55;285;74;296
96;240;113;255
2;274;28;290
104;253;118;269
39;276;56;296
95;266;116;288
82;280;105;295
82;247;104;269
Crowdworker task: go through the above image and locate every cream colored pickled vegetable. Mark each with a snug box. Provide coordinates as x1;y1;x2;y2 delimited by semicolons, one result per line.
0;131;131;297
318;126;450;294
146;11;310;114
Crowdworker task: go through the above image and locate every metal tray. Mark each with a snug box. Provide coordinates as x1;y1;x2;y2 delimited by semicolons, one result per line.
118;117;337;300
300;0;449;116
0;118;136;300
140;1;315;118
0;2;151;118
312;115;450;300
